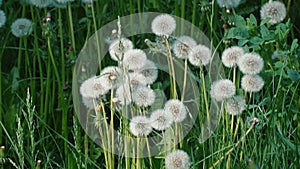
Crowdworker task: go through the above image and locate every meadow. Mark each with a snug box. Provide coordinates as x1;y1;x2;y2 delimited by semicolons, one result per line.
0;0;300;168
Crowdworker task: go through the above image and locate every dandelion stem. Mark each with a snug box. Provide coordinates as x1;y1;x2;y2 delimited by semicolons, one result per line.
164;36;177;99
181;59;188;102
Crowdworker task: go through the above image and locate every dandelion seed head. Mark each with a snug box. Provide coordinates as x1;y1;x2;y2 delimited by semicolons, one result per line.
123;49;147;70
116;84;132;105
164;99;187;122
100;66;122;89
150;109;173;131
132;86;156;107
56;0;74;3
82;96;95;110
136;59;158;84
129;116;152;136
165;150;190;169
261;1;286;25
241;74;264;93
216;0;241;9
188;44;211;66
109;38;133;61
210;79;236;101
127;73;147;90
221;46;244;68
151;14;176;36
80;76;109;98
11;18;33;37
0;10;6;28
238;53;264;75
226;95;246;115
173;36;197;59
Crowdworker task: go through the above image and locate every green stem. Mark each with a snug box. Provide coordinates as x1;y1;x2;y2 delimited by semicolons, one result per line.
68;2;76;55
164;37;177;99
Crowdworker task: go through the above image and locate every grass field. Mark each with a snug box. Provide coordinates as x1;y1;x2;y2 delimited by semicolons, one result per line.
0;0;300;168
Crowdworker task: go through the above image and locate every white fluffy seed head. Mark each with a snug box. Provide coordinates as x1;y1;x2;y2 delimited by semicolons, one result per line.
238;53;264;75
188;44;211;66
132;86;156;107
127;72;148;90
226;95;246;115
115;84;132;105
221;46;244;68
164;99;187;122
165;150;190;169
150;109;173;131
216;0;241;9
136;60;158;84
151;14;176;36
100;66;122;89
80;76;109;98
260;1;286;25
123;49;147;70
109;38;133;61
11;18;33;37
129;116;152;137
82;96;95;110
210;79;236;101
173;36;197;59
241;74;264;93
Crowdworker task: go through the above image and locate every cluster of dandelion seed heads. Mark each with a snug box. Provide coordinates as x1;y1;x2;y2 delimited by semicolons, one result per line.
164;99;187;122
226;95;246;115
11;18;33;37
0;10;6;28
241;74;264;93
173;36;197;59
210;79;236;101
238;53;264;75
221;46;244;68
132;86;156;107
129;116;152;136
116;84;132;105
188;44;211;66
165;150;190;169
109;38;133;61
217;0;241;9
123;49;147;70
150;109;173;131
151;14;176;36
261;1;286;25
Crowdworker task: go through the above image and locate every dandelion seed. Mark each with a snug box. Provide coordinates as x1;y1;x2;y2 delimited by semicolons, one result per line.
11;18;34;38
127;72;147;90
30;0;52;8
260;1;286;25
238;53;264;75
129;116;152;136
210;79;236;101
82;96;95;110
136;59;158;84
80;76;109;98
221;46;244;68
241;74;264;93
173;36;197;59
151;14;176;36
216;0;241;9
0;10;6;28
150;109;173;130
226;95;246;115
132;86;156;107
109;38;133;61
100;66;122;89
164;99;187;122
165;150;190;169
188;44;211;66
123;49;147;70
116;84;132;105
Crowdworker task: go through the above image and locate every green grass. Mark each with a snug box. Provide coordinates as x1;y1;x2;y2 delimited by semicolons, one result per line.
0;0;300;168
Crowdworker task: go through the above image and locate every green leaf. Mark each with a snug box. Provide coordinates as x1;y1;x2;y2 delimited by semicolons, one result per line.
247;14;257;26
250;36;263;45
260;25;270;39
290;39;299;53
11;67;20;92
225;27;249;39
234;15;246;27
287;68;300;81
